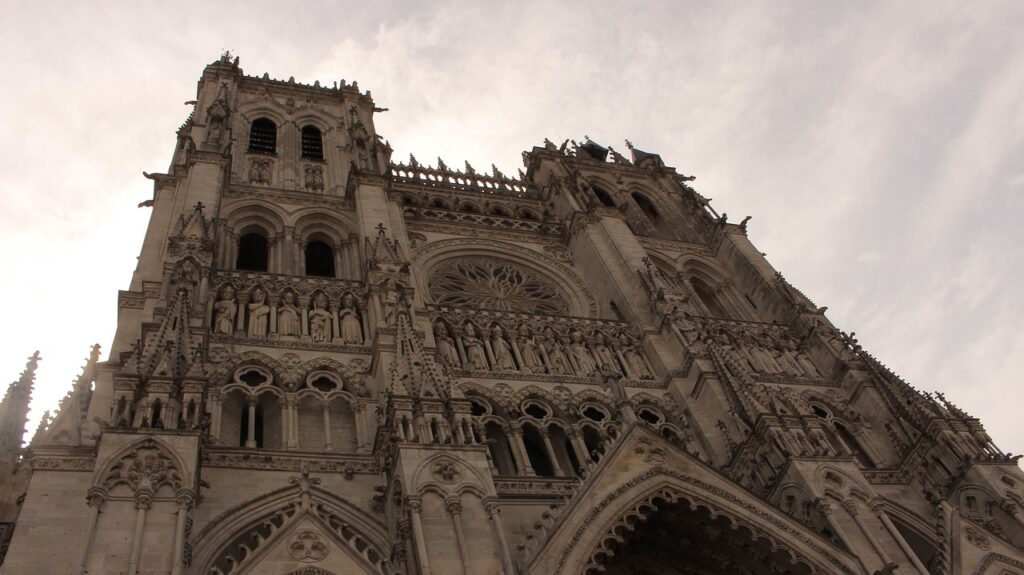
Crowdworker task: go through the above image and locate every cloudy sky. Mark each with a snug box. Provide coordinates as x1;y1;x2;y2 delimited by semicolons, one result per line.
0;2;1021;455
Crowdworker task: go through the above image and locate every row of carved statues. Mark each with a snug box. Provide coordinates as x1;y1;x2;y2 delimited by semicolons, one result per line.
212;286;365;344
432;320;655;379
674;313;823;378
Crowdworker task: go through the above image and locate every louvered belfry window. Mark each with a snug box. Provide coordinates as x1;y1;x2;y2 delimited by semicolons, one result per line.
248;118;277;154
301;125;324;160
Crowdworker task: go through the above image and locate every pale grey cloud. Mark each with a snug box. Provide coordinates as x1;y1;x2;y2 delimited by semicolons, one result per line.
1;1;1021;455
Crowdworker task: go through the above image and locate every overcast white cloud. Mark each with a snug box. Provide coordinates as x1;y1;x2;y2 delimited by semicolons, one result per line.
0;1;1021;455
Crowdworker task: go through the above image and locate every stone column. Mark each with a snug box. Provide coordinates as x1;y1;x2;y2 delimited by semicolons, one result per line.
210;393;223;441
235;292;249;334
484;498;516;575
322;401;334;450
77;487;107;575
568;427;592;465
540;428;565;477
871;499;930;575
245;396;258;448
842;499;892;568
447;496;472;575
127;488;153;575
505;423;534;476
816;499;868;574
407;497;431;575
354;403;369;452
170;489;195;575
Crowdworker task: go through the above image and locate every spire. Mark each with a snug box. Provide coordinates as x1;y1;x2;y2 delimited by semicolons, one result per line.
35;344;101;446
387;298;455;402
0;351;40;461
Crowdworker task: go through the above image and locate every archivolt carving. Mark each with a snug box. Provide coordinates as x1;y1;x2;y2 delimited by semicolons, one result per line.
192;482;389;575
96;437;187;493
973;552;1024;574
285;567;338;575
549;465;858;575
412;238;597;316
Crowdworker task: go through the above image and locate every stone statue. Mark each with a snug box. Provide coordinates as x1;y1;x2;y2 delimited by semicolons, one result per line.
434;321;461;367
515;325;543;373
568;330;598;376
592;333;621;375
339;293;363;344
278;291;300;336
600;364;627;404
774;336;804;374
618;332;653;379
674;311;699;344
542;328;573;375
381;280;399;325
309;293;333;343
462;322;489;371
247;288;270;337
213;286;237;335
490;325;517;371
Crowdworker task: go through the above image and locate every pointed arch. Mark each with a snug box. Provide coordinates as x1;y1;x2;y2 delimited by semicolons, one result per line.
541;465;858;575
191;483;389;575
93;436;191;492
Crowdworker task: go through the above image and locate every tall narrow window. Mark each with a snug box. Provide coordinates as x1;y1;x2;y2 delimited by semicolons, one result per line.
691;277;728;318
237;233;269;271
632;192;660;223
305;240;335;277
592;185;616;207
301;125;324;160
248;118;277;154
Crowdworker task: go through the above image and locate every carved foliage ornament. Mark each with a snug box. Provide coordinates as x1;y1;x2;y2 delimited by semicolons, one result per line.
429;258;569;315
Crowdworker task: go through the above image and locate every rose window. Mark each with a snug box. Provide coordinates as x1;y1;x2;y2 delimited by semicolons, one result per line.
428;259;569;314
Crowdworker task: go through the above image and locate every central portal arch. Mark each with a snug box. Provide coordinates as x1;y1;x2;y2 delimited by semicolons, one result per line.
596;495;815;574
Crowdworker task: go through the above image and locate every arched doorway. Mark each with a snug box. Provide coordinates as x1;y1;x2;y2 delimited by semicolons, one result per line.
596;497;814;575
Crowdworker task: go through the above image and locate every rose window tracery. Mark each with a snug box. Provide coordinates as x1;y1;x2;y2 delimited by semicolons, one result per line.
428;259;569;314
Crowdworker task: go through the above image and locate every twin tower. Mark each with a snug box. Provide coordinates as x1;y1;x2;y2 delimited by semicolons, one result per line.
1;53;1022;574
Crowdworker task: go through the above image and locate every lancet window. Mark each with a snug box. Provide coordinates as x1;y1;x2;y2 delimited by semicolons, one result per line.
248;117;277;154
300;125;324;160
592;184;616;207
236;232;269;272
304;240;335;277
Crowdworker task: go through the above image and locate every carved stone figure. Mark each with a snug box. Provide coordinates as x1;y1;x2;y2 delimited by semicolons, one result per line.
434;321;461;367
773;336;804;374
674;311;699;344
618;332;653;379
248;158;271;184
542;328;573;375
516;325;543;373
795;348;821;377
278;291;300;336
247;288;270;337
490;325;517;371
304;164;325;191
568;330;598;376
339;293;363;344
592;333;621;375
381;280;399;325
309;293;333;343
462;322;489;371
213;286;237;335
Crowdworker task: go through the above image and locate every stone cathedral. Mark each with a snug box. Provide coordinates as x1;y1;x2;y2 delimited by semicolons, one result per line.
0;53;1022;575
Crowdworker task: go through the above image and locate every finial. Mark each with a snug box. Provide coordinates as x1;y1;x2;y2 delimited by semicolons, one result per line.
625;139;635;150
464;160;475;175
409;153;418;167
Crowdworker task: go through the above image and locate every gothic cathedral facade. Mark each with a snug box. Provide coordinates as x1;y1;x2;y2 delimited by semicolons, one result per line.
1;54;1023;575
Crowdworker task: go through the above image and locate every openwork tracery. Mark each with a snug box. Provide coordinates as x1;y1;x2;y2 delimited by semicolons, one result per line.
428;258;569;314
